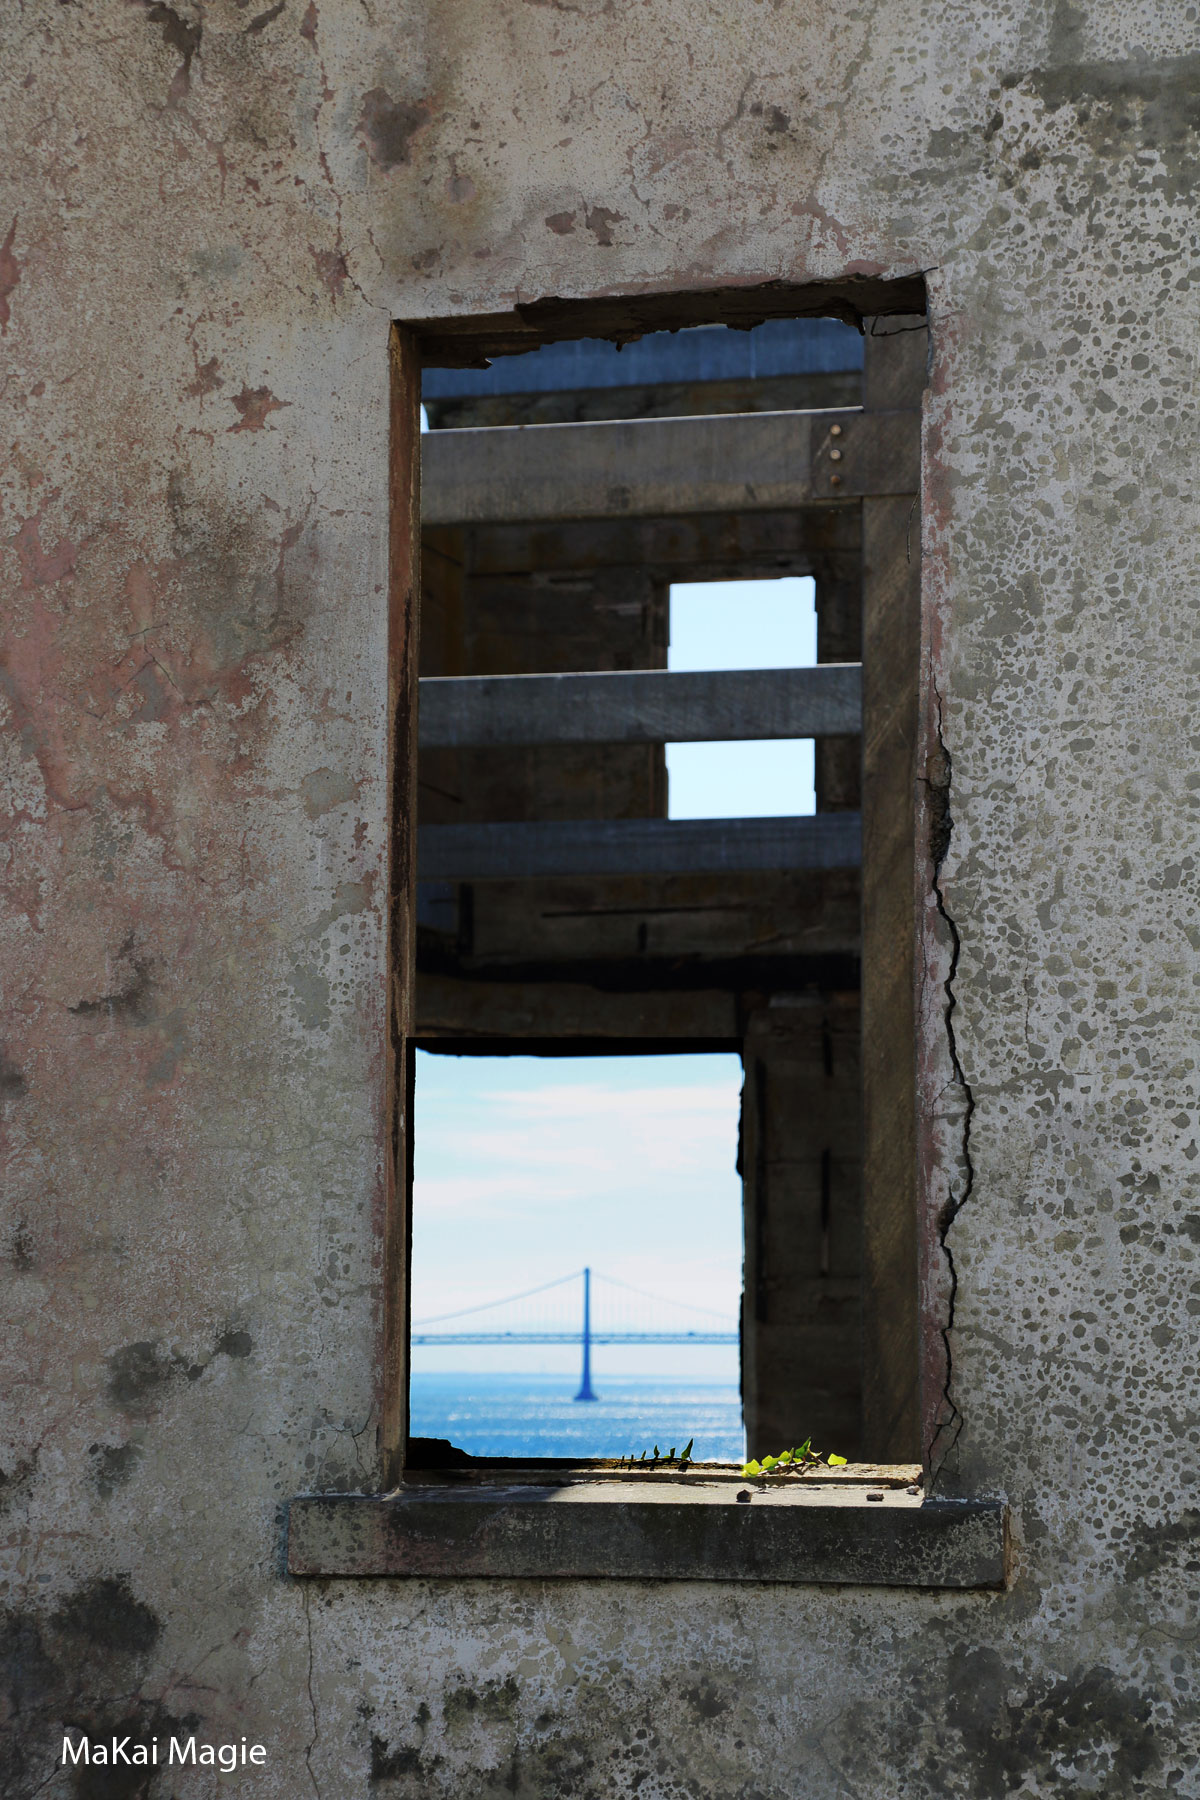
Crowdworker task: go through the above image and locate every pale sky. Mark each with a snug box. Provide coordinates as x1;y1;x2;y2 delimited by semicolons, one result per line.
410;1050;745;1378
666;574;817;819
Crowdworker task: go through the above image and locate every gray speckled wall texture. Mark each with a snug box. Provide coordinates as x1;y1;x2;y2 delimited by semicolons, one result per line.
2;2;1198;1793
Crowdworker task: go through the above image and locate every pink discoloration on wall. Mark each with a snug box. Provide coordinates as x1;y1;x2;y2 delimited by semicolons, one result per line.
184;356;223;399
227;385;290;432
10;512;78;591
0;216;20;333
310;245;350;298
360;87;436;171
1;593;82;812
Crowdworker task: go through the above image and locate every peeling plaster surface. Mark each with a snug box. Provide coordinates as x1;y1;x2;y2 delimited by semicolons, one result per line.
2;2;1199;1794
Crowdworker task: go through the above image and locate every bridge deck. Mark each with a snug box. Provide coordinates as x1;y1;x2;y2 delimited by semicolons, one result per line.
411;1331;739;1346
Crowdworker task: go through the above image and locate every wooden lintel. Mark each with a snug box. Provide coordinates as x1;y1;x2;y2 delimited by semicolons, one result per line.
412;277;927;368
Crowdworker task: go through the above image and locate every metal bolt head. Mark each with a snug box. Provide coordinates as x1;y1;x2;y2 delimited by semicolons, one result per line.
829;447;843;462
830;423;843;437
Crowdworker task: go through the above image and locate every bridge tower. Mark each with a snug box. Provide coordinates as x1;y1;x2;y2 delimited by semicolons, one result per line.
574;1266;597;1402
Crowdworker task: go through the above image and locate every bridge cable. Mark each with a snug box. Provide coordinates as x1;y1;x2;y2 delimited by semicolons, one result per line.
412;1268;581;1328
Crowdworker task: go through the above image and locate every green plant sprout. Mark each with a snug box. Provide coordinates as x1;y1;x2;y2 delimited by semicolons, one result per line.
618;1438;694;1471
741;1438;848;1478
615;1436;848;1476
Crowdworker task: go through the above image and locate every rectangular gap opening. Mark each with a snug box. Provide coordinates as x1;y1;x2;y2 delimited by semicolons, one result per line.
402;289;925;1479
409;1046;746;1463
666;574;817;820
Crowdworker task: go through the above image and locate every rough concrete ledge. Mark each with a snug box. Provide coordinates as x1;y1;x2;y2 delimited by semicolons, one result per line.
287;1482;1008;1588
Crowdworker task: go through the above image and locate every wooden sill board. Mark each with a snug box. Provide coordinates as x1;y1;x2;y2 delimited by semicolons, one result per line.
288;1481;1007;1588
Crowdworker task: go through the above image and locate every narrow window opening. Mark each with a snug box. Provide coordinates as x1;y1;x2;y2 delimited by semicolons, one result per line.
399;291;926;1483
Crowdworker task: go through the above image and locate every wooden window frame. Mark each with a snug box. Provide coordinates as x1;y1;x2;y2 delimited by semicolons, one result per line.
382;288;926;1488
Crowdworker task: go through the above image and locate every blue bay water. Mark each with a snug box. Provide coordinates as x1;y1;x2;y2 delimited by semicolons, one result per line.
410;1372;745;1462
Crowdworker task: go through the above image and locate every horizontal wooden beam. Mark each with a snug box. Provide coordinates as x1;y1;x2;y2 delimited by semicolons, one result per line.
452;505;862;581
418;665;861;748
418;813;861;881
422;409;917;526
416;973;740;1041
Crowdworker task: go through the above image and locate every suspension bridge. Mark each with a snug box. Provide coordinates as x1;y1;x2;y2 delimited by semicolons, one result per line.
411;1267;739;1402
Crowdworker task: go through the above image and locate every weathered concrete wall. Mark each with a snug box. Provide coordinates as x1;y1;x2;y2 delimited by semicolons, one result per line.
2;2;1198;1793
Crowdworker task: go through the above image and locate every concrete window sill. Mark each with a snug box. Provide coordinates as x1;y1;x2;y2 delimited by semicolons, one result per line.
287;1466;1008;1589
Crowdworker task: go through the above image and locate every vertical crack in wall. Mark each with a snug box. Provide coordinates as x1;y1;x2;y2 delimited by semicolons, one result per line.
302;1584;322;1799
929;685;975;1472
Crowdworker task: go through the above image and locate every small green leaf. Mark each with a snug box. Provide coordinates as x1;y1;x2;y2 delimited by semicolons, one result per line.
654;1445;660;1459
742;1459;762;1477
778;1450;793;1465
827;1453;848;1467
669;1447;676;1461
